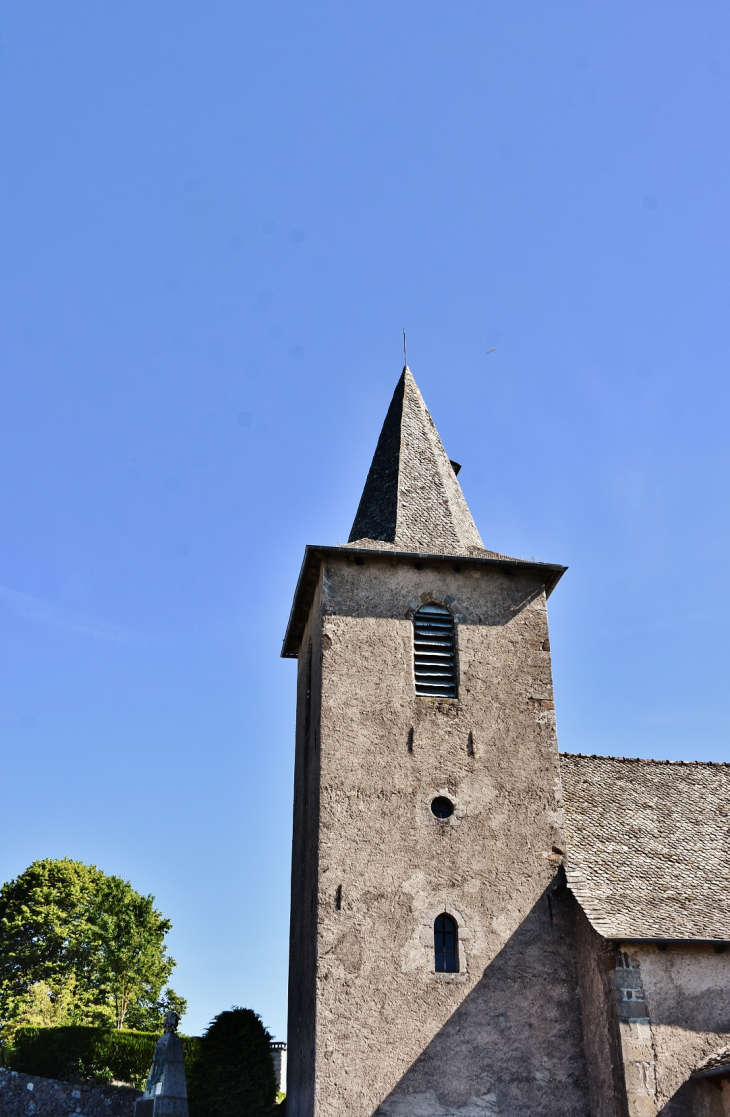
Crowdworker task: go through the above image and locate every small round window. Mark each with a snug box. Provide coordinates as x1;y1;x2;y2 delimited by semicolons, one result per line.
431;796;454;820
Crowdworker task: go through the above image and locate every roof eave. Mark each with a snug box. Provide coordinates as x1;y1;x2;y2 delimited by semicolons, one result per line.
607;936;730;947
281;544;567;659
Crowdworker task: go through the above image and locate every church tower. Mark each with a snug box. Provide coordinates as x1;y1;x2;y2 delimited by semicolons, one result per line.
282;366;588;1117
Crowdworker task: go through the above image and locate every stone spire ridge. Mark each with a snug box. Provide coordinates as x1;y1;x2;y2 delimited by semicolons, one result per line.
348;365;485;555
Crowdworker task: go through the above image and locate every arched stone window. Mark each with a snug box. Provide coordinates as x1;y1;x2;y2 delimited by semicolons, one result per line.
413;604;457;697
434;913;458;973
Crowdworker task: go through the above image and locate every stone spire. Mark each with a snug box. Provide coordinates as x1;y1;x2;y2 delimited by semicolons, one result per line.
348;366;485;555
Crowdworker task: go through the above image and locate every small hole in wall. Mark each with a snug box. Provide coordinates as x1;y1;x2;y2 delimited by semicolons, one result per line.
407;728;414;753
335;885;342;911
414;562;423;570
467;732;474;757
354;557;364;566
431;796;454;820
453;563;461;572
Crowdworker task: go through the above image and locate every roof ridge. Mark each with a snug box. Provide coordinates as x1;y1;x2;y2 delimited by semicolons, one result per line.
560;751;730;768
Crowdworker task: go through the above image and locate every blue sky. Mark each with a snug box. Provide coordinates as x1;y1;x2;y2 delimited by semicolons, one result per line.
1;1;729;1040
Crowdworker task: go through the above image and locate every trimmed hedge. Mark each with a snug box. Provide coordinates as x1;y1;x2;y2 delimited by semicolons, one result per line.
8;1026;202;1090
187;1008;277;1117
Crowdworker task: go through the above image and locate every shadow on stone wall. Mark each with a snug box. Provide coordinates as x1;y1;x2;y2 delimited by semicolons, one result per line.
374;883;590;1117
660;1074;730;1116
621;947;730;1114
639;956;730;1036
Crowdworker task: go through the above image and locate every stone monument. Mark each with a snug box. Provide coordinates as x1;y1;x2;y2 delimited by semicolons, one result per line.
134;1011;189;1117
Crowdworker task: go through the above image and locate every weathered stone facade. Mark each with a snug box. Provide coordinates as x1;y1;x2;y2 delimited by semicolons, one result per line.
287;556;586;1117
573;907;730;1116
283;364;730;1116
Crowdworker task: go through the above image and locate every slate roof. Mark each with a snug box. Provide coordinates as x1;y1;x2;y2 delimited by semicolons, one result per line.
693;1048;730;1078
348;366;486;556
560;753;730;941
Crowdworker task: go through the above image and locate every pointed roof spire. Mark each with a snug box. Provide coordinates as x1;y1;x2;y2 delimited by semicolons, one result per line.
348;365;485;555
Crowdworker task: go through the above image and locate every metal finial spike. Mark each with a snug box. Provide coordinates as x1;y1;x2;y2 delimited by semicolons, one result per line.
403;328;407;369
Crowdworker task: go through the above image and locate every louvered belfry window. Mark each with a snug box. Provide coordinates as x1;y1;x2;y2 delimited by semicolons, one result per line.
413;604;457;698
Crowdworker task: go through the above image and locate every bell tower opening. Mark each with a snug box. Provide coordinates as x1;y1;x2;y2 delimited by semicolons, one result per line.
413;604;457;698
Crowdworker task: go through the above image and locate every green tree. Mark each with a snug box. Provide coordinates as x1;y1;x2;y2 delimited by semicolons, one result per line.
123;986;188;1034
0;859;184;1038
3;976;78;1040
0;859;104;1032
187;1008;277;1117
83;874;177;1029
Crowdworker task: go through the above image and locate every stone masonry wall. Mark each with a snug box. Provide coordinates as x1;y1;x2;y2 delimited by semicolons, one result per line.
612;944;730;1116
293;552;590;1117
0;1068;139;1117
286;576;324;1117
574;903;627;1117
661;1074;730;1116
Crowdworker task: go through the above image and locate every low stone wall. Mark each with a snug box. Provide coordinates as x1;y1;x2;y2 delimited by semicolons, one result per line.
0;1067;140;1116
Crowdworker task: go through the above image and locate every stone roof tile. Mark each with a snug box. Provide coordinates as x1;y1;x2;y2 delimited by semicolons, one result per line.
348;366;485;556
560;753;730;940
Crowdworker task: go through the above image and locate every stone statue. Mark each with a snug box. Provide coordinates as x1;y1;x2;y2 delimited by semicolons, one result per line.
134;1014;189;1117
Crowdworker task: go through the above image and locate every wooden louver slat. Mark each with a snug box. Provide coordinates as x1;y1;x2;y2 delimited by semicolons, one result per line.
413;604;457;697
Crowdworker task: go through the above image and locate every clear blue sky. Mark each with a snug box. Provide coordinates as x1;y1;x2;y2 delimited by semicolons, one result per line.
1;1;728;1040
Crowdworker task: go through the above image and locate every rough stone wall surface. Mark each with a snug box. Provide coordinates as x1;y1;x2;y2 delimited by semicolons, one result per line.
286;576;324;1117
374;884;587;1117
574;904;627;1117
289;553;589;1117
0;1068;139;1117
660;1076;730;1116
613;944;730;1116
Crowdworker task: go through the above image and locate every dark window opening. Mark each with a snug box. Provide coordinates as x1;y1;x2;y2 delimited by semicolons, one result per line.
431;796;454;820
434;913;458;973
413;604;457;698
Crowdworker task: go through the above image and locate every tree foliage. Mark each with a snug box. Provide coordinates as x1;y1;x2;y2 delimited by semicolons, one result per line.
7;976;80;1034
82;874;175;1029
0;859;185;1038
187;1007;278;1117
